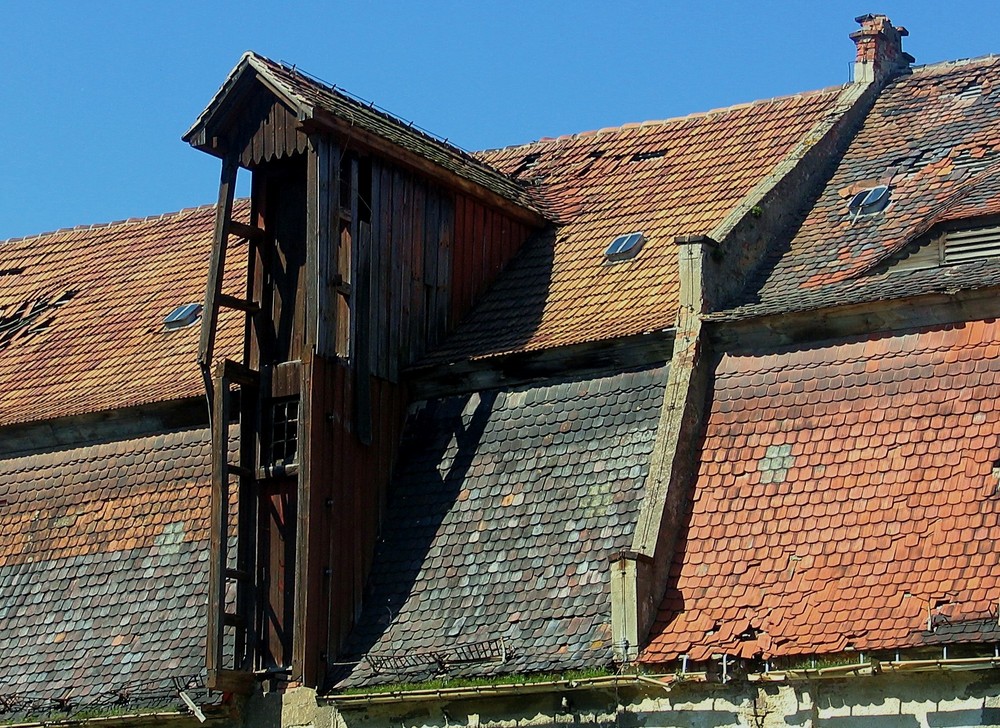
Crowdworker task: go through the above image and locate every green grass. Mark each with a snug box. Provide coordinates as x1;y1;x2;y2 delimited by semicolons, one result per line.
337;666;624;696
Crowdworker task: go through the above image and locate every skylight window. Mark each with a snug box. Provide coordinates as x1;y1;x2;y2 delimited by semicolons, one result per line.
604;232;645;262
164;303;203;330
848;185;891;219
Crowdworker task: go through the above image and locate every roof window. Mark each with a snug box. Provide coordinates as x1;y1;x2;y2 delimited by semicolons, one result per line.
848;185;891;220
164;303;203;330
604;232;645;262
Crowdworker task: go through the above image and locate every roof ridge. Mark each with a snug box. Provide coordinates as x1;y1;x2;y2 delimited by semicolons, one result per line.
0;199;248;247
477;84;850;155
910;53;1000;75
244;53;529;191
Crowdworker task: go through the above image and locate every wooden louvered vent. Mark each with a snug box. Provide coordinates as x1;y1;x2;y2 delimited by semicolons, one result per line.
943;225;1000;264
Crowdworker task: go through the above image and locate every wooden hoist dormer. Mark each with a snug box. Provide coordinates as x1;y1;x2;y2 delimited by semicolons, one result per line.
184;52;547;692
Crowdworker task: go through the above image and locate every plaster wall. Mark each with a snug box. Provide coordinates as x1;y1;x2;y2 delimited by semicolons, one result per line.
245;672;1000;728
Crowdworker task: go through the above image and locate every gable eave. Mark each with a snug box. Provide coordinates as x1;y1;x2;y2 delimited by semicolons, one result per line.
182;51;313;155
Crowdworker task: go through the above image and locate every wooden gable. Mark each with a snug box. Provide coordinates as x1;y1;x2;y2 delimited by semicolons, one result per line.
185;59;309;168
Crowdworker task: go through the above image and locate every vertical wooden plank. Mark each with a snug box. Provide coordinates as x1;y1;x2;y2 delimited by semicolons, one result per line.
450;194;465;323
354;222;373;445
367;162;382;372
206;366;230;686
423;189;440;346
461;196;477;318
377;163;393;380
388;168;405;382
473;202;486;303
335;156;357;358
437;194;454;337
491;207;503;278
263;103;274;162
409;181;426;360
335;365;353;648
306;138;321;357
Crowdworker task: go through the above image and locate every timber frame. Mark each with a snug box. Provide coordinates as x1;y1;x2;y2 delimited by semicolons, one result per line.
187;52;547;691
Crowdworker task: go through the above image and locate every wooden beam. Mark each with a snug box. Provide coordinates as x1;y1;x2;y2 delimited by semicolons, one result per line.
229;220;266;244
218;293;261;314
206;361;230;685
208;668;255;695
199;155;239;367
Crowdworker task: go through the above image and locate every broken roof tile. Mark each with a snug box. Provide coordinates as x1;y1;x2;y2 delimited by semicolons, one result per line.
0;203;247;428
641;319;1000;663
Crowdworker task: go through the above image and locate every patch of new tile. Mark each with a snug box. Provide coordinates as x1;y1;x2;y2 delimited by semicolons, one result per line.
330;365;668;689
720;56;1000;320
0;428;214;711
641;319;1000;663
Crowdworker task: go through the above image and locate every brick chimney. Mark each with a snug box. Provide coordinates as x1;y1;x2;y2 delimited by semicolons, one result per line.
851;14;914;85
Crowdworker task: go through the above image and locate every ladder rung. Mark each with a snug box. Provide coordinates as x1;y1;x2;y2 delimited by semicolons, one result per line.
219;359;259;386
225;568;252;582
228;220;266;243
218;294;261;314
225;463;254;479
223;612;245;628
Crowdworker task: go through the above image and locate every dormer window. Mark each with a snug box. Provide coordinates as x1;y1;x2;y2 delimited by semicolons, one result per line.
889;223;1000;273
604;232;645;262
848;185;891;220
943;224;1000;264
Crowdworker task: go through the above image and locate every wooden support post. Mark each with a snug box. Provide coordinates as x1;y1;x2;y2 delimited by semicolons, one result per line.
206;360;231;688
199;155;239;369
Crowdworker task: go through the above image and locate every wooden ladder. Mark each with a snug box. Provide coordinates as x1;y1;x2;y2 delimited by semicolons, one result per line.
200;156;266;693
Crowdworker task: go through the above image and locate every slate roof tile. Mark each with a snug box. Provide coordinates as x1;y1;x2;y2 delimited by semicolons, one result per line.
641;319;1000;663
0;203;247;428
330;365;668;689
718;56;1000;320
0;428;217;708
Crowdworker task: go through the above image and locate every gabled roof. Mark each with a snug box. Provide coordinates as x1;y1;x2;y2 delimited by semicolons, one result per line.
427;87;846;362
720;55;1000;320
0;203;246;429
641;319;1000;663
185;52;544;221
331;364;667;689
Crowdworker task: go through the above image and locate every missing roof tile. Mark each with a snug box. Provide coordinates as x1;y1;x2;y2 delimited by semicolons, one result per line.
0;289;77;349
957;78;984;100
953;148;998;175
512;152;542;178
630;149;669;162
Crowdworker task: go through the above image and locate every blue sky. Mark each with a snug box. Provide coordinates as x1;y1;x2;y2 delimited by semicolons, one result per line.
1;1;998;240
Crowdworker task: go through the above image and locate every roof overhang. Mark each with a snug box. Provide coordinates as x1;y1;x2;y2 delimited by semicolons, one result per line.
184;52;548;228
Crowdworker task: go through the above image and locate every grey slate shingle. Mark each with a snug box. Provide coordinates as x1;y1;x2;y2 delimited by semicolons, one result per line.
331;364;668;690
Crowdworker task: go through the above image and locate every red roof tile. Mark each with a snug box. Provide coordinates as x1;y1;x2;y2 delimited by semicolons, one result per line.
428;88;844;361
721;56;1000;319
0;202;247;427
641;319;1000;662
